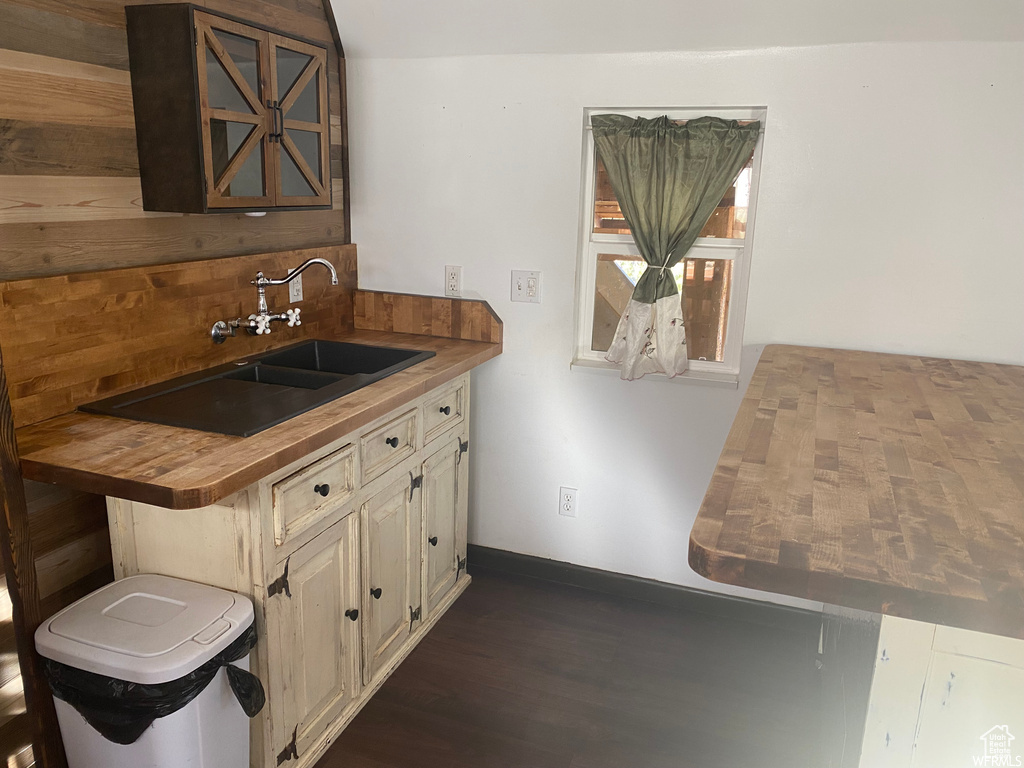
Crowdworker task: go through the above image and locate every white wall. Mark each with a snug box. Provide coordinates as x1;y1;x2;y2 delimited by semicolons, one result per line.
346;43;1024;607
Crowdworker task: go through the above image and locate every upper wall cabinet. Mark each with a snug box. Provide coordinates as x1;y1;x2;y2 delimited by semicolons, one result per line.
126;5;332;213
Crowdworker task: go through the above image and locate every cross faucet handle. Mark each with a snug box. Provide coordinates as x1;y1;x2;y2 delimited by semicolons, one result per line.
285;307;302;327
251;313;272;335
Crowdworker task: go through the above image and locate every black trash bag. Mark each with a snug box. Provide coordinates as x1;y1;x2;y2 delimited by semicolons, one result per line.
43;622;265;745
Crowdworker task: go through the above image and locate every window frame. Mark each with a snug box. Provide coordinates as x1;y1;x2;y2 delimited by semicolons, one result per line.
571;106;767;385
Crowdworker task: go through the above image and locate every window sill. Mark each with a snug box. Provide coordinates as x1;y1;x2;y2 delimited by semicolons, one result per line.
570;357;739;389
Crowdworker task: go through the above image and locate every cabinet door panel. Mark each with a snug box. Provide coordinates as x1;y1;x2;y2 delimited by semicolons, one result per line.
268;510;360;758
268;34;330;207
422;438;466;615
361;474;420;683
194;12;275;209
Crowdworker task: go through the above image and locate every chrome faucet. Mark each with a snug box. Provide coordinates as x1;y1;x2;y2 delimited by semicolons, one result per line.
211;257;339;343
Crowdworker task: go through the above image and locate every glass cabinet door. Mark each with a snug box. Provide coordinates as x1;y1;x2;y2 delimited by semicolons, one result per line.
269;34;331;207
194;13;275;208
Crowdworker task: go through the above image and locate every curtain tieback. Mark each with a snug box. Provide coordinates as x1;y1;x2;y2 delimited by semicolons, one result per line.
648;265;671;271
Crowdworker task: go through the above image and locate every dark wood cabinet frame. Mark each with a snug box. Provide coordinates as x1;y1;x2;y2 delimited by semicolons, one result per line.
127;4;333;214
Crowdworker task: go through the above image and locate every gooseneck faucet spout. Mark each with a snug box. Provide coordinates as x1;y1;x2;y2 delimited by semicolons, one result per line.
253;257;339;315
211;257;340;343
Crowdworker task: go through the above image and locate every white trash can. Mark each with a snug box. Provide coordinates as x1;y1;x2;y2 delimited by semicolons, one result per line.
35;574;261;768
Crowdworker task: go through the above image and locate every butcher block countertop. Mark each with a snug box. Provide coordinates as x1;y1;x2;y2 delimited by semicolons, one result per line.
16;330;499;510
689;345;1024;640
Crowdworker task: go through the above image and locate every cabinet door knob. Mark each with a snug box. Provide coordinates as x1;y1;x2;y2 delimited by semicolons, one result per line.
385;436;399;448
439;405;451;416
314;483;330;497
345;608;359;621
370;587;382;599
428;536;438;546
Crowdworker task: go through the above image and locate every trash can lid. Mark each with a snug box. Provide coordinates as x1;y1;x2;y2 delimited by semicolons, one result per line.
35;574;254;684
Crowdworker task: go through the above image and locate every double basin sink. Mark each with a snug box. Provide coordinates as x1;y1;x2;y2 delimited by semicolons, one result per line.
80;340;435;437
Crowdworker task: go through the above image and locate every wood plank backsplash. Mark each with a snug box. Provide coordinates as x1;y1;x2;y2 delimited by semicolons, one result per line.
0;245;357;428
354;290;504;345
0;0;350;280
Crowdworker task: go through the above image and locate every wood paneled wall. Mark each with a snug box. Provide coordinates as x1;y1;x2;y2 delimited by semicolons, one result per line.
0;1;351;764
0;0;350;280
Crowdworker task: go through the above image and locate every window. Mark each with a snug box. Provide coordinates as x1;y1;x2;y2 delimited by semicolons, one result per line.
573;107;766;382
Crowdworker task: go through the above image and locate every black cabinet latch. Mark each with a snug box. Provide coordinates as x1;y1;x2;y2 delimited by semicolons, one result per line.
268;557;291;599
276;726;298;765
409;472;423;501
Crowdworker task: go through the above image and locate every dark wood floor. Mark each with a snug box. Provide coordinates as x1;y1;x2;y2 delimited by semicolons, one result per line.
317;568;823;768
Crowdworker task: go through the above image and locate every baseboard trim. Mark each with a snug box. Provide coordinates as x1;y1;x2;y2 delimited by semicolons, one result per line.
467;545;822;631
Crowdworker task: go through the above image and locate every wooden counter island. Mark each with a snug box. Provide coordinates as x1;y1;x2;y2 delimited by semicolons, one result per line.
689;345;1024;768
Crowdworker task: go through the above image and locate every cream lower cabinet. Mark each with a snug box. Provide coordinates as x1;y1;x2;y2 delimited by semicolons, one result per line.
859;615;1024;768
422;437;468;616
361;472;422;683
267;509;361;762
106;374;471;768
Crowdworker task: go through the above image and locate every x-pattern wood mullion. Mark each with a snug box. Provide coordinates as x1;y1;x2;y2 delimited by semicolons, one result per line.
202;27;263;116
214;124;268;194
280;131;325;196
278;57;320;118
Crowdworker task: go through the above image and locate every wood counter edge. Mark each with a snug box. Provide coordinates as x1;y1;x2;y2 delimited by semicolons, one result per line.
17;335;501;510
688;534;1024;640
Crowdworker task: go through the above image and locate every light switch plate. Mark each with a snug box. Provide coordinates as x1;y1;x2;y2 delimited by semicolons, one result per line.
511;270;541;303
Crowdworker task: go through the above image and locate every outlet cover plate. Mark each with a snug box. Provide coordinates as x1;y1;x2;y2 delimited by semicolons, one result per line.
559;486;578;517
445;265;462;297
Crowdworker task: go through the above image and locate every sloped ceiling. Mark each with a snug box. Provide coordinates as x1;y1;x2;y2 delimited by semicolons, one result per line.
329;0;1024;59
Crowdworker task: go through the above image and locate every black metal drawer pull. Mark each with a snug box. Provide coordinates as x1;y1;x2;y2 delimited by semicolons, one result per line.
345;608;359;621
370;587;382;599
313;483;330;497
428;536;438;546
385;436;399;448
439;405;451;416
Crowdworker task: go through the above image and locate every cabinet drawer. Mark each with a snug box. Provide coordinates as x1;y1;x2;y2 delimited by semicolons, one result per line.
360;410;417;484
272;445;355;546
422;382;465;445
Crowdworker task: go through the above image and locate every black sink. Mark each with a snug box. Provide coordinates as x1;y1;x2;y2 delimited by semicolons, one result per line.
259;339;426;375
79;340;435;437
222;364;346;389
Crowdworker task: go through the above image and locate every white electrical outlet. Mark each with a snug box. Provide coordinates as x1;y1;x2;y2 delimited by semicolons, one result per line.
559;486;578;518
511;270;541;303
445;265;462;297
288;270;303;302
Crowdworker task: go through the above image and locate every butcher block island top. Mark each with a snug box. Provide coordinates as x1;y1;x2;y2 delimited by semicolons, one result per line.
16;330;499;510
689;344;1024;640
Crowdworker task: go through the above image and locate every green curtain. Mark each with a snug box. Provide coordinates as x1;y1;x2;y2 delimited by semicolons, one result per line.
592;115;760;304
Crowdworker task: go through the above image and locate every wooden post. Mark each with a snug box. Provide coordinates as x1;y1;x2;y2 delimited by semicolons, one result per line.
320;0;351;243
0;346;67;768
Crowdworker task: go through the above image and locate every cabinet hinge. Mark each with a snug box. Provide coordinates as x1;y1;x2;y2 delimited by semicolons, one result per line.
409;605;422;628
409;472;423;501
276;726;298;765
459;438;469;455
268;557;291;599
457;555;467;577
